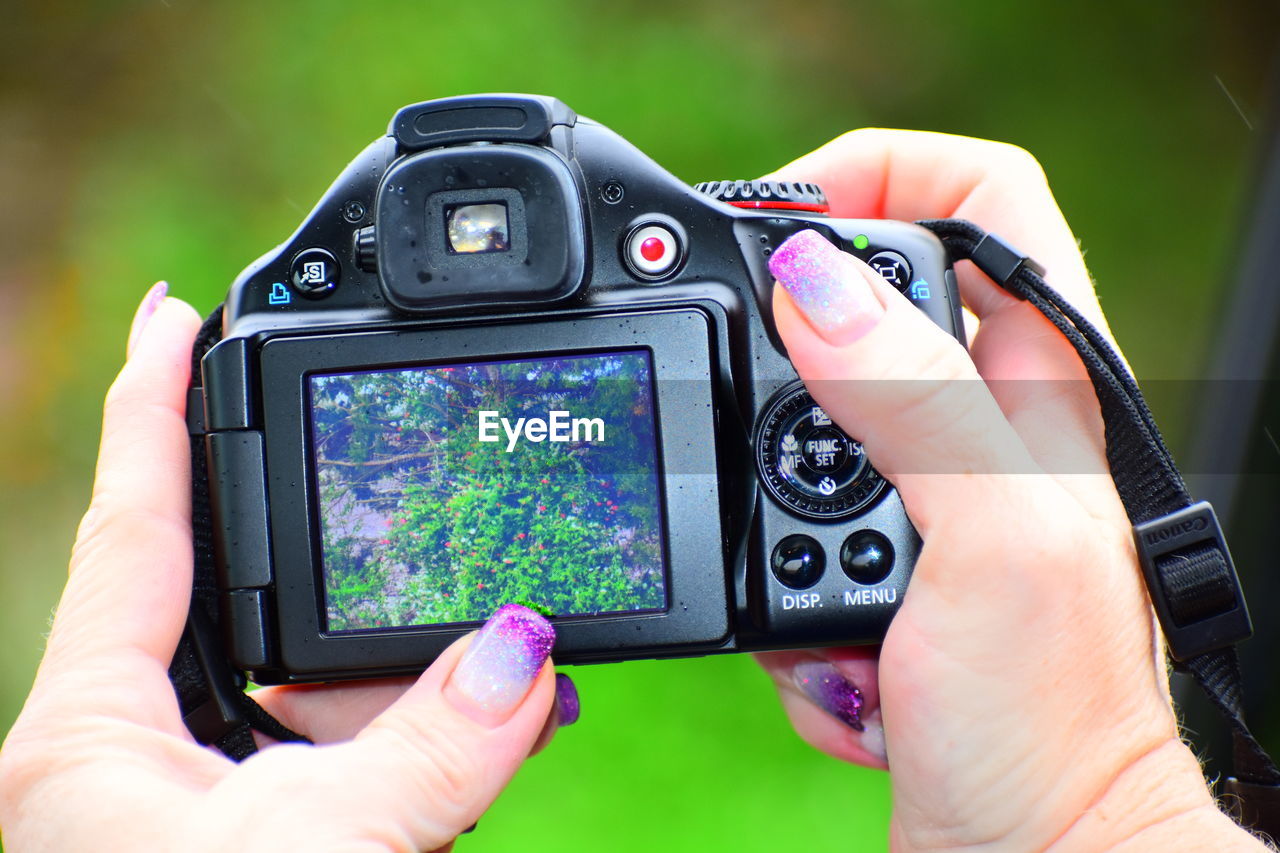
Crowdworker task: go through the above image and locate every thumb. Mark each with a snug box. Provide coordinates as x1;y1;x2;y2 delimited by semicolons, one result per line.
768;229;1040;535
277;605;558;850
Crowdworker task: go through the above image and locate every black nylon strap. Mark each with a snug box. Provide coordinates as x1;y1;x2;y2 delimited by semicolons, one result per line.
919;217;1280;835
1162;543;1241;625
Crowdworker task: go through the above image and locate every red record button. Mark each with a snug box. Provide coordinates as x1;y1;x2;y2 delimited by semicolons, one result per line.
640;236;665;262
625;223;682;279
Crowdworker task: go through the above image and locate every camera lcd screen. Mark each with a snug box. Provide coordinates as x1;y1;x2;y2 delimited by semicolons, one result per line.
445;202;510;254
308;350;668;632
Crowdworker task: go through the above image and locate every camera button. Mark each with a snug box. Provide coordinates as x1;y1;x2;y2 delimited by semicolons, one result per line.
290;248;340;298
771;535;825;589
866;251;911;291
624;222;682;280
757;383;888;520
800;427;849;472
840;530;894;585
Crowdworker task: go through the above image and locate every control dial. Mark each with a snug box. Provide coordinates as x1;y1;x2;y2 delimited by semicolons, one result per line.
755;382;887;520
694;179;829;214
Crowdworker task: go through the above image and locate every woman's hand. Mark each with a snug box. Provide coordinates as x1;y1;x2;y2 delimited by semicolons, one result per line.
756;130;1263;850
0;288;577;852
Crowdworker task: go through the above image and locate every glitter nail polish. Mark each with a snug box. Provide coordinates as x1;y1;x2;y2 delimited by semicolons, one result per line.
554;673;580;726
793;660;864;731
768;229;883;345
450;604;555;714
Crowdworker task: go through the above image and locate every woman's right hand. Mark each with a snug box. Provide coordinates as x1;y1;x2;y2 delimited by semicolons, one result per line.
755;130;1264;851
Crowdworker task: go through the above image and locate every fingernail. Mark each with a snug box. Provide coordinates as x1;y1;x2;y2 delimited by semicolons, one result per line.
127;281;168;357
554;673;580;726
769;230;884;345
862;717;888;763
793;661;864;731
449;604;555;718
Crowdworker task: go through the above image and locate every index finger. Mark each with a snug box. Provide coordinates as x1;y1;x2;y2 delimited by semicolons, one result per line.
772;129;1120;491
771;128;1101;326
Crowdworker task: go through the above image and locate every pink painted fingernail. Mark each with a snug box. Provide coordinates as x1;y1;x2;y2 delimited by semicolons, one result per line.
769;230;884;345
554;673;580;726
127;281;168;357
449;604;555;719
793;661;864;731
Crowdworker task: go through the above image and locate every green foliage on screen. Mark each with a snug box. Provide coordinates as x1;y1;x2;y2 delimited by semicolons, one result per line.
310;353;665;629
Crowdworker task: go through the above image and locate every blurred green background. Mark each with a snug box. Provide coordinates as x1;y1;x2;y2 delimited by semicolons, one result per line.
1;1;1277;850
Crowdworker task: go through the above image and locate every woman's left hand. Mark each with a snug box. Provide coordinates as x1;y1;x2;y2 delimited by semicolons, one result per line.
0;287;575;852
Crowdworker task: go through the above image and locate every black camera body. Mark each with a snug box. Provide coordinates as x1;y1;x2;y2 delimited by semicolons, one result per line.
199;94;963;684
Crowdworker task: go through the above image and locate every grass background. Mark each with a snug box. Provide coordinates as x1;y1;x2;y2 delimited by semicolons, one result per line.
0;1;1276;849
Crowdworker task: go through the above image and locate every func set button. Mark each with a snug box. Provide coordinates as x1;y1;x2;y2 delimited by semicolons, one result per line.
770;534;825;589
800;427;849;472
755;383;888;521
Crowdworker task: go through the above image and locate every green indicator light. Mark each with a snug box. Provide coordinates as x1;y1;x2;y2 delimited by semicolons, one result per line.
853;234;870;250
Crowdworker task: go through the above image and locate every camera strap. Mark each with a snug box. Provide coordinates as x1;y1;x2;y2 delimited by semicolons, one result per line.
171;222;1280;834
172;305;312;760
919;217;1280;836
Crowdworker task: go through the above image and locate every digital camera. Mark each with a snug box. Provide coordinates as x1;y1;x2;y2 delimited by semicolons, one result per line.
197;94;963;684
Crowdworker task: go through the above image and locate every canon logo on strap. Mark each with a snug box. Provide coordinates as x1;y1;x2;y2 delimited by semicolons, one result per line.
1142;516;1209;547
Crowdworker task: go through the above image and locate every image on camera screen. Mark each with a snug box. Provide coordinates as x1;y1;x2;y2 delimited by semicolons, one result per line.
309;350;668;632
445;202;510;254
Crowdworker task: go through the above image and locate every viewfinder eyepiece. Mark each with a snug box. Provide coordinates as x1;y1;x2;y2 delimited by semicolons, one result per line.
446;203;511;255
374;144;585;313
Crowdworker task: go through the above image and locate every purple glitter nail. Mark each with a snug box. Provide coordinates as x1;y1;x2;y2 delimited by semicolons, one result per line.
554;673;580;726
793;661;864;731
768;229;881;343
451;604;555;713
